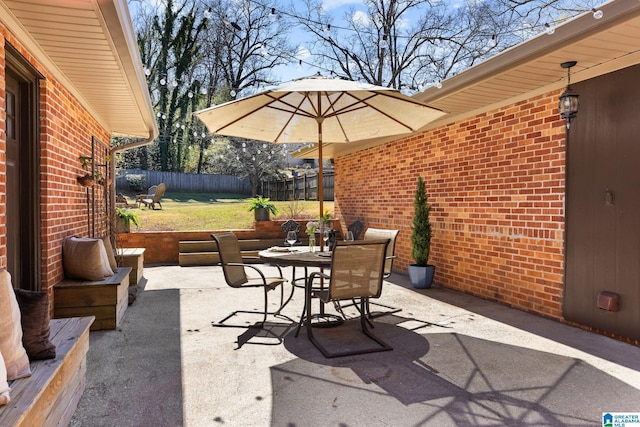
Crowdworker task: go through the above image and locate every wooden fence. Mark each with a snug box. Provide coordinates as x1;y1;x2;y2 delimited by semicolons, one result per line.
260;171;334;201
116;169;251;194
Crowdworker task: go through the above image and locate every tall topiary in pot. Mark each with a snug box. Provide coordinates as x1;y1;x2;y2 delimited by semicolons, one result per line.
409;176;435;288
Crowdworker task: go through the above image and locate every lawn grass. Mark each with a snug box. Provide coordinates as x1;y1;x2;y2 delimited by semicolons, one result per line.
123;192;334;231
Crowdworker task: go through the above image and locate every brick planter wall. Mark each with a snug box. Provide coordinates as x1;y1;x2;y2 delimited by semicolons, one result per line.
117;219;342;264
335;93;567;320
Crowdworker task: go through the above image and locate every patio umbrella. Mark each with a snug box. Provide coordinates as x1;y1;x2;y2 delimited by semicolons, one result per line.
194;74;446;219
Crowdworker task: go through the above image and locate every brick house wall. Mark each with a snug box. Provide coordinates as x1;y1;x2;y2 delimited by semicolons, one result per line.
1;27;111;299
335;92;567;320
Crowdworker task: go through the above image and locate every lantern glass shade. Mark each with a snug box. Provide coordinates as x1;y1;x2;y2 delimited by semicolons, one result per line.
559;88;579;124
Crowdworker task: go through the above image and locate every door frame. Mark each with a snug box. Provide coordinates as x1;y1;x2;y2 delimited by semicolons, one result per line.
6;43;42;290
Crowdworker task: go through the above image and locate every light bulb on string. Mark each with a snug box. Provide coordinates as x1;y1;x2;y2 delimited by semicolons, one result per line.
201;133;206;138
544;23;555;35
181;124;185;130
160;78;166;85
188;92;193;98
204;8;211;19
230;89;236;98
144;68;151;76
172;80;178;88
592;8;603;19
162;114;167;119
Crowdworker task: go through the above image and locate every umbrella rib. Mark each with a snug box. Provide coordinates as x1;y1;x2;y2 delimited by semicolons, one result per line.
265;93;313;143
210;93;287;134
325;92;425;134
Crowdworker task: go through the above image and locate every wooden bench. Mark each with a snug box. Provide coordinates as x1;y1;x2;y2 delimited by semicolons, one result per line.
178;238;309;266
116;248;145;304
54;267;131;330
0;316;94;427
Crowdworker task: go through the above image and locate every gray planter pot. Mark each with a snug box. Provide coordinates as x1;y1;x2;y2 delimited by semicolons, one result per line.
116;219;130;233
254;207;270;221
408;264;435;289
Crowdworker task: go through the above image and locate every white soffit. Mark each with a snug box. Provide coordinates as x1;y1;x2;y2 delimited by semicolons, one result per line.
0;0;157;139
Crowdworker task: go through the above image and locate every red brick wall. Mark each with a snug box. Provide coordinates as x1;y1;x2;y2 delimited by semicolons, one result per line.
335;93;567;320
117;219;342;264
1;27;111;299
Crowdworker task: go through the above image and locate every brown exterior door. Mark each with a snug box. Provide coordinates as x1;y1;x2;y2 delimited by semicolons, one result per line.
564;64;640;340
6;73;22;288
5;58;40;290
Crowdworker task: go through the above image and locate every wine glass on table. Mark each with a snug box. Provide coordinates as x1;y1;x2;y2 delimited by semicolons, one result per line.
323;229;330;251
286;231;297;250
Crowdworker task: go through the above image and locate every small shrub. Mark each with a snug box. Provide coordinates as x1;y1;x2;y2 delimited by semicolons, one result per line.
126;174;147;192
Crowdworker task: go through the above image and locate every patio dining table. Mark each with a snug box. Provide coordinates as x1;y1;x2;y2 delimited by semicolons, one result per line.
258;246;341;332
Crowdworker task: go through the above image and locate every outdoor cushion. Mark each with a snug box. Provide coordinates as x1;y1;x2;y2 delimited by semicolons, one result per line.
0;270;31;381
102;235;118;272
63;237;114;281
14;289;56;360
0;349;9;405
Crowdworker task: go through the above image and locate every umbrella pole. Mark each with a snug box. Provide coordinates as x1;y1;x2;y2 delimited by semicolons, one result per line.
317;117;325;251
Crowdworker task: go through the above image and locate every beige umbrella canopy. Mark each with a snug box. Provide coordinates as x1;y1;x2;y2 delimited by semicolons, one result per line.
194;74;446;217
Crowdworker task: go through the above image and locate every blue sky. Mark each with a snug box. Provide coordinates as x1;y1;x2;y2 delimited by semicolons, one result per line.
272;0;367;83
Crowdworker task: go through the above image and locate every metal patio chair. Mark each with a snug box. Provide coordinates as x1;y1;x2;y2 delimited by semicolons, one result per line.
305;239;392;358
211;232;289;327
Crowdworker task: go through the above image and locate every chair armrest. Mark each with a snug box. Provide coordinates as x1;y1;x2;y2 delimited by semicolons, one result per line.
226;262;285;281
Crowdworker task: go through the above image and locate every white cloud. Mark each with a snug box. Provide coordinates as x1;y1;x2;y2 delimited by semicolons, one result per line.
351;10;370;25
296;45;311;59
322;0;364;11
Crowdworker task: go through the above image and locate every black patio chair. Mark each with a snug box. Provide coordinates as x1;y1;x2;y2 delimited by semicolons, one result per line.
305;239;393;358
211;232;289;327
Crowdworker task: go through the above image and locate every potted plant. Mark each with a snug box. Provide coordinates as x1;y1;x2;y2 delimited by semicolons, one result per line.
318;209;333;229
409;176;435;288
248;196;278;221
116;207;140;233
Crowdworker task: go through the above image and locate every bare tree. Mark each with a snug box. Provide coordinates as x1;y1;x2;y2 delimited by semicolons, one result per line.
293;0;602;92
203;0;296;97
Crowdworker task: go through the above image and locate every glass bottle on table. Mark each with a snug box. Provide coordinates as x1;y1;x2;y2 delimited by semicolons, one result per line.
323;229;330;251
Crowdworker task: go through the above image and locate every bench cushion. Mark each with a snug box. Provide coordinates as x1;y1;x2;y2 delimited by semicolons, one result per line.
0;270;30;381
63;237;113;281
0;351;9;405
14;289;56;361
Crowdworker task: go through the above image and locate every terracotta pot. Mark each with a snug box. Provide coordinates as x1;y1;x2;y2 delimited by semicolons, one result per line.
77;174;95;187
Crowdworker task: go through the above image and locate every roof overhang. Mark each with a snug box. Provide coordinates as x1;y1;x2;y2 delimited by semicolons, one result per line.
0;0;157;140
295;0;640;159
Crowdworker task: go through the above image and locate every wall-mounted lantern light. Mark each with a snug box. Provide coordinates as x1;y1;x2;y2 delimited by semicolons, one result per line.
559;61;579;129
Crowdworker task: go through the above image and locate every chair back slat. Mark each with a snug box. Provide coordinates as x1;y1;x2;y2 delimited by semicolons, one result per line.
212;232;248;287
153;183;166;202
347;220;364;240
329;239;389;300
364;228;399;277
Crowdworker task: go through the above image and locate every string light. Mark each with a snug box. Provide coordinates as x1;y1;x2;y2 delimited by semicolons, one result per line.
592;8;603;19
544;23;555;35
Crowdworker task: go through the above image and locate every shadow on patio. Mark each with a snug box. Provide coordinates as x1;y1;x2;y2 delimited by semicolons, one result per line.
69;265;640;426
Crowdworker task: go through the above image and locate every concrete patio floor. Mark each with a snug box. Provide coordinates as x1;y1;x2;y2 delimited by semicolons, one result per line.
69;264;640;427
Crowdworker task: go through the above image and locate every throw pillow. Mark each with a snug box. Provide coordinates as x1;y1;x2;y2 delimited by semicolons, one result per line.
63;236;114;280
0;349;10;406
0;270;31;381
102;235;118;272
14;289;56;360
